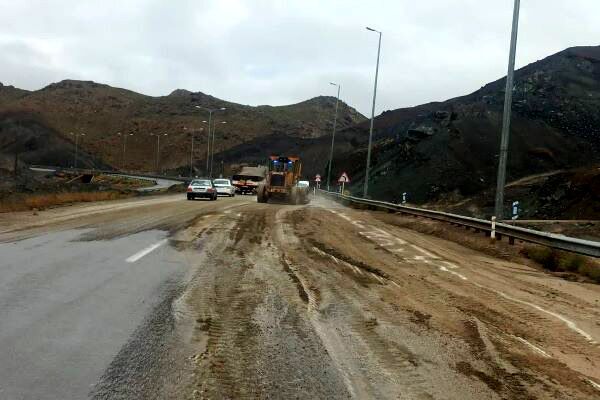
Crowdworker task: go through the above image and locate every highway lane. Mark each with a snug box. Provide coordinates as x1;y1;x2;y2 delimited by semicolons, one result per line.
1;192;600;399
0;194;253;399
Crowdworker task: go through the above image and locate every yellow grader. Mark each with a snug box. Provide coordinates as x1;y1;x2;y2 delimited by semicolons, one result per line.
257;155;309;204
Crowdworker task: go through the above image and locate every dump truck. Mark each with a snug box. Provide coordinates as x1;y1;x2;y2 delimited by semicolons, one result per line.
257;155;309;204
231;166;267;195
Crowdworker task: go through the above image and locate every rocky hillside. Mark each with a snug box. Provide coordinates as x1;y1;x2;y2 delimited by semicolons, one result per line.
0;80;365;173
330;46;600;217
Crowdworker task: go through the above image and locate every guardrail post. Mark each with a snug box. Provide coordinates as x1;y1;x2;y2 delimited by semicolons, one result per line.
491;216;496;240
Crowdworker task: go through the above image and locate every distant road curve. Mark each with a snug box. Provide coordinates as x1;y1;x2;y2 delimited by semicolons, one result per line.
29;166;183;192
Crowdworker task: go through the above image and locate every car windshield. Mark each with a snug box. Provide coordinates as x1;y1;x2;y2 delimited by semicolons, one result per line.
191;180;211;186
213;179;230;185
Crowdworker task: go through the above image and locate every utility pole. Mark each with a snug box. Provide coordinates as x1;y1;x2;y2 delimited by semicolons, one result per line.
327;82;341;191
364;27;382;198
494;0;521;220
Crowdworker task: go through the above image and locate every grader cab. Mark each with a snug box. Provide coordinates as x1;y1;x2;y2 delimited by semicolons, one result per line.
257;155;309;204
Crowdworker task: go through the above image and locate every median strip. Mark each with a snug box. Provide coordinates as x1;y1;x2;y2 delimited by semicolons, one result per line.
126;239;168;263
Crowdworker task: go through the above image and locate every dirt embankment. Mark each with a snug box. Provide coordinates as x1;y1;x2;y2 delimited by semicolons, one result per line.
0;171;155;212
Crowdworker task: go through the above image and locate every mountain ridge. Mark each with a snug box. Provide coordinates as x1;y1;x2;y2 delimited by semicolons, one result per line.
327;45;600;217
0;79;366;173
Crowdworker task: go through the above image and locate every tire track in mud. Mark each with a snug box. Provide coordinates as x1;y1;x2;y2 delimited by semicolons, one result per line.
185;206;351;399
280;210;463;399
287;204;600;399
186;212;267;399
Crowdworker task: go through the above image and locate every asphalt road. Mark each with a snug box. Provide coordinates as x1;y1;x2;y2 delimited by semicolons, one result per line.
0;192;599;399
0;194;250;399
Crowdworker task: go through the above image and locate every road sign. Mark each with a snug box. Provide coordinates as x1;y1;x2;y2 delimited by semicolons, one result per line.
315;174;321;182
338;172;350;183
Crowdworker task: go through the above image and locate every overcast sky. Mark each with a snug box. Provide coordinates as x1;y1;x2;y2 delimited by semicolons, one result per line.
1;0;599;115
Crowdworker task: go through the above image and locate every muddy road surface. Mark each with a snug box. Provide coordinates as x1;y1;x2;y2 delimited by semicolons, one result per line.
0;193;599;399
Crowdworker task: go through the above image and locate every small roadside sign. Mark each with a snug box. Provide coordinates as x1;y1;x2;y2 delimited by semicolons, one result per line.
314;174;321;182
338;172;350;194
338;172;350;183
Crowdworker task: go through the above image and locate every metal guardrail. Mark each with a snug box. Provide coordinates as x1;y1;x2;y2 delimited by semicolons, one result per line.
318;190;600;258
30;165;189;183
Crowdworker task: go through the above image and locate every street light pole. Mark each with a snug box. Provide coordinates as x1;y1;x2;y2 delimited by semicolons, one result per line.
150;133;167;173
123;133;133;170
117;132;122;168
364;26;382;198
190;135;195;178
158;133;167;174
327;82;341;191
72;132;85;168
210;121;227;178
195;106;226;177
206;111;213;175
494;0;521;220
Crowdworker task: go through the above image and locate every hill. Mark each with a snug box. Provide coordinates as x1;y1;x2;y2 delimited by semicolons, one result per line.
0;80;365;174
329;46;600;217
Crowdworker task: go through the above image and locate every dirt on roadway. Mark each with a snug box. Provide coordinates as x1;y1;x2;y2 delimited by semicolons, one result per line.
2;193;599;399
135;195;600;399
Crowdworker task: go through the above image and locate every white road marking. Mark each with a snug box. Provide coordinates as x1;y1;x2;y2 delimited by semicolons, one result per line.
126;239;168;263
410;245;439;259
495;290;596;344
338;213;353;222
513;336;551;358
442;261;460;269
351;220;366;228
439;266;468;280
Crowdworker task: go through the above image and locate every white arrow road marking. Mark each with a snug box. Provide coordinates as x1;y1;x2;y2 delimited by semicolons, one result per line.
126;239;168;263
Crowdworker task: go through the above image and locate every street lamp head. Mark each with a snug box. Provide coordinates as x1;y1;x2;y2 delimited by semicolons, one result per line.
195;105;201;109
221;121;227;124
366;26;375;31
329;82;338;86
220;107;226;110
202;120;208;123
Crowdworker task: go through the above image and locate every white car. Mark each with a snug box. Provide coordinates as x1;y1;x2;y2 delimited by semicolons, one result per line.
297;180;310;188
187;179;218;201
213;179;236;197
